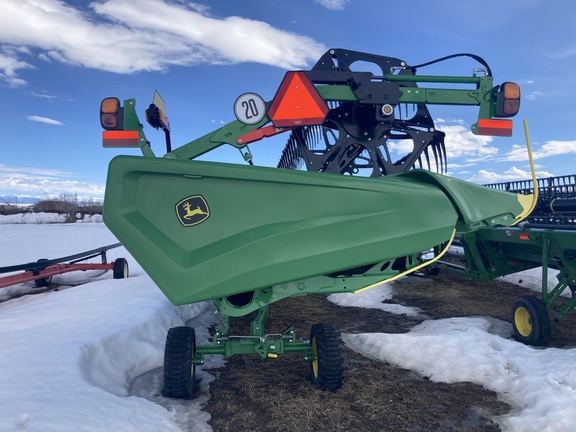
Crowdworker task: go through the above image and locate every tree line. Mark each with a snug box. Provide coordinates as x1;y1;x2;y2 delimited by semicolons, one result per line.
0;193;103;222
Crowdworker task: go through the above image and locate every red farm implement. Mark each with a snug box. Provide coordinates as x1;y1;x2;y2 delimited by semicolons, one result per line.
0;243;128;290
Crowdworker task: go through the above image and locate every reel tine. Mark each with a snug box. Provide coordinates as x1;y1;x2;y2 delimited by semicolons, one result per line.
431;143;440;173
424;147;431;171
440;139;447;174
434;142;444;174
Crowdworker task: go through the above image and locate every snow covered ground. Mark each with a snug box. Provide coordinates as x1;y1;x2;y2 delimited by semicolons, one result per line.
1;221;575;431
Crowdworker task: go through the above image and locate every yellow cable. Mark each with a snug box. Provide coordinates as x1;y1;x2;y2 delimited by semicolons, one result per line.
511;119;539;225
354;229;456;294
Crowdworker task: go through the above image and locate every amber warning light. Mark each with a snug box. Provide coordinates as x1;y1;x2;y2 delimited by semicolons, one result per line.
100;97;123;130
100;97;140;148
495;82;520;118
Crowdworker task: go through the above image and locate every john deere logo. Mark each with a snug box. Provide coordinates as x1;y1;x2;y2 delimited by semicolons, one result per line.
176;195;210;227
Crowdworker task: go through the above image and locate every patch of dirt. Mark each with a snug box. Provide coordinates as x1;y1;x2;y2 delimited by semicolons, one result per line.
393;272;576;348
200;271;576;431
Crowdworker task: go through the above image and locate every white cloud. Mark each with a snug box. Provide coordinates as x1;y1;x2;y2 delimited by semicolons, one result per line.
386;119;500;169
31;91;56;99
387;139;413;155
0;165;104;198
499;140;576;162
524;91;543;101
439;121;498;159
26;115;63;126
0;49;33;87
315;0;349;10
0;165;75;178
0;0;326;86
546;45;576;60
448;162;476;169
467;166;554;184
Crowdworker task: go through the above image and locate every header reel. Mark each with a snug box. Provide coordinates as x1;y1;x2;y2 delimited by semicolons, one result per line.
275;49;519;176
277;49;449;176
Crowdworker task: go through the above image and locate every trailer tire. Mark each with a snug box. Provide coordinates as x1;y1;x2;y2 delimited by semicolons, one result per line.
112;258;129;279
310;323;344;391
163;326;197;399
34;259;52;288
511;296;551;346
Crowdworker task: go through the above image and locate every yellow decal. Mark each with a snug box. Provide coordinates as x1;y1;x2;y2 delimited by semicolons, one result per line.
176;196;210;226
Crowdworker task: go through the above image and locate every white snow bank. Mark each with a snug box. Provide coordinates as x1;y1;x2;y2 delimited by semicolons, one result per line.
328;282;421;316
499;266;565;297
0;274;208;432
344;315;576;432
0;223;214;432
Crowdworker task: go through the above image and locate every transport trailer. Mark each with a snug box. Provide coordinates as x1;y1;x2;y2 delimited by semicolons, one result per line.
0;243;128;289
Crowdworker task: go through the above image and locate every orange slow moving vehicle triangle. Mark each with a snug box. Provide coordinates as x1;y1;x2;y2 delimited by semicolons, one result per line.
268;71;329;127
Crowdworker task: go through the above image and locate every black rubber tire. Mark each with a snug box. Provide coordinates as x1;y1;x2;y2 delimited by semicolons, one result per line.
34;258;52;288
163;326;197;399
112;258;129;279
310;323;344;391
511;295;551;346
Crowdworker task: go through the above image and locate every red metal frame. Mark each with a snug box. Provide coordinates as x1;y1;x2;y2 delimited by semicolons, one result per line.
0;262;115;289
0;243;122;290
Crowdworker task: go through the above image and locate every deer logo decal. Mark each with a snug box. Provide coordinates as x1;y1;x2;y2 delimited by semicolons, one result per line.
176;195;210;226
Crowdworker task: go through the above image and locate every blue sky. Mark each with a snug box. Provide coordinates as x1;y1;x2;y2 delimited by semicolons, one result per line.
1;0;575;201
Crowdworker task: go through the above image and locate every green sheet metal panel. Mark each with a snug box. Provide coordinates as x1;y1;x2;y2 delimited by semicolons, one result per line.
104;156;460;304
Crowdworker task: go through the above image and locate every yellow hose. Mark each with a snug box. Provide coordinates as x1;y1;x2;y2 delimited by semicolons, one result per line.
354;229;456;294
511;119;539;225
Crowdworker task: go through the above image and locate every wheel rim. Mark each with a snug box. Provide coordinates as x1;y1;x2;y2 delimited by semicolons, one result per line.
515;306;532;337
122;263;128;278
311;337;319;378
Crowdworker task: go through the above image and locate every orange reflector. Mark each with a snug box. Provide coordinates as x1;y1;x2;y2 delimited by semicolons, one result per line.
102;130;140;147
268;71;329;127
519;232;530;241
477;119;513;137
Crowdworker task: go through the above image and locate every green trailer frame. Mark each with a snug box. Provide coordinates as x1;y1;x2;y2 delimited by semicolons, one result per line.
442;227;576;346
